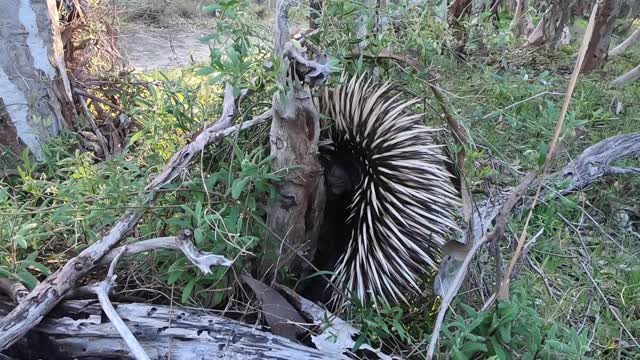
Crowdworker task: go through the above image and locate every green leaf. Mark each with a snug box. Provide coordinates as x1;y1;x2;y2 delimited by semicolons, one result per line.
352;334;366;352
546;340;576;354
16;269;38;289
211;290;225;307
194;228;205;245
393;319;407;341
167;270;183;285
490;338;508;360
20;256;51;276
13;235;27;249
231;177;251;199
182;278;197;303
196;67;216;76
460;341;488;356
499;323;512;343
0;188;8;202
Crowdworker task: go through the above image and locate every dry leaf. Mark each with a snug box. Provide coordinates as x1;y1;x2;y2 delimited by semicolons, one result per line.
241;275;306;342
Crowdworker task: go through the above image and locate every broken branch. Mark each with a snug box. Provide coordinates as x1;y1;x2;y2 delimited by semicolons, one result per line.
87;248;150;360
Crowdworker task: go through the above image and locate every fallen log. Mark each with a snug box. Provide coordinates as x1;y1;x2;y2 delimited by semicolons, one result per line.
1;300;332;360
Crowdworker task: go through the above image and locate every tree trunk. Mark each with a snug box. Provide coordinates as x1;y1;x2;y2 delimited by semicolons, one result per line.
449;0;472;23
435;0;448;23
511;0;531;38
261;0;325;280
309;0;322;29
0;0;76;160
448;0;473;55
609;28;640;57
526;0;576;50
582;0;621;72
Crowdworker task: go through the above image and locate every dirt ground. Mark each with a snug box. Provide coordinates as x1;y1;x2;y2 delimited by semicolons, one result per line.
119;23;213;71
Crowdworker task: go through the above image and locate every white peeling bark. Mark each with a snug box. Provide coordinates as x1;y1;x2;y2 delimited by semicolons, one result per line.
0;0;75;160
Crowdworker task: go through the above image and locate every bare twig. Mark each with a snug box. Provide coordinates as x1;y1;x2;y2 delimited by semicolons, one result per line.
174;230;234;273
79;96;110;157
74;88;126;114
146;85;238;191
88;247;150;360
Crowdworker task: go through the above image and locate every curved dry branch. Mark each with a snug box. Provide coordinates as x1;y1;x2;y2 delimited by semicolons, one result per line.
99;231;233;271
88;248;150;360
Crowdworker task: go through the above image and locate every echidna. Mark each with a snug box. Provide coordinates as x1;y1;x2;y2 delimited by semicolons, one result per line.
314;74;461;307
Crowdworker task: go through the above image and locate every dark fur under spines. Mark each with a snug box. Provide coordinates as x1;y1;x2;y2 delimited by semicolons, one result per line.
317;74;461;307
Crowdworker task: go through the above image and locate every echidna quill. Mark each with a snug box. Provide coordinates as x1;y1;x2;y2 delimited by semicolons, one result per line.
314;74;461;307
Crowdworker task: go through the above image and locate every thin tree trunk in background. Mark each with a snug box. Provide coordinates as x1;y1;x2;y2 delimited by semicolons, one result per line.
435;0;448;23
489;0;502;29
449;0;473;22
309;0;322;29
526;0;576;50
448;0;473;55
609;29;640;57
582;0;621;72
511;0;530;37
0;0;76;160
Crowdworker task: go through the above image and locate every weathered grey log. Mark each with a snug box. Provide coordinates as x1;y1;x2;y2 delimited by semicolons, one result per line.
0;300;332;359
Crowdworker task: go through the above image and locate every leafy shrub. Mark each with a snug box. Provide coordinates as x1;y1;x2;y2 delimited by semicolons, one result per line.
442;285;590;359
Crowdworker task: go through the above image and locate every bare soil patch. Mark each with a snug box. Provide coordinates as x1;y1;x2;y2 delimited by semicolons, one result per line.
119;23;213;71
